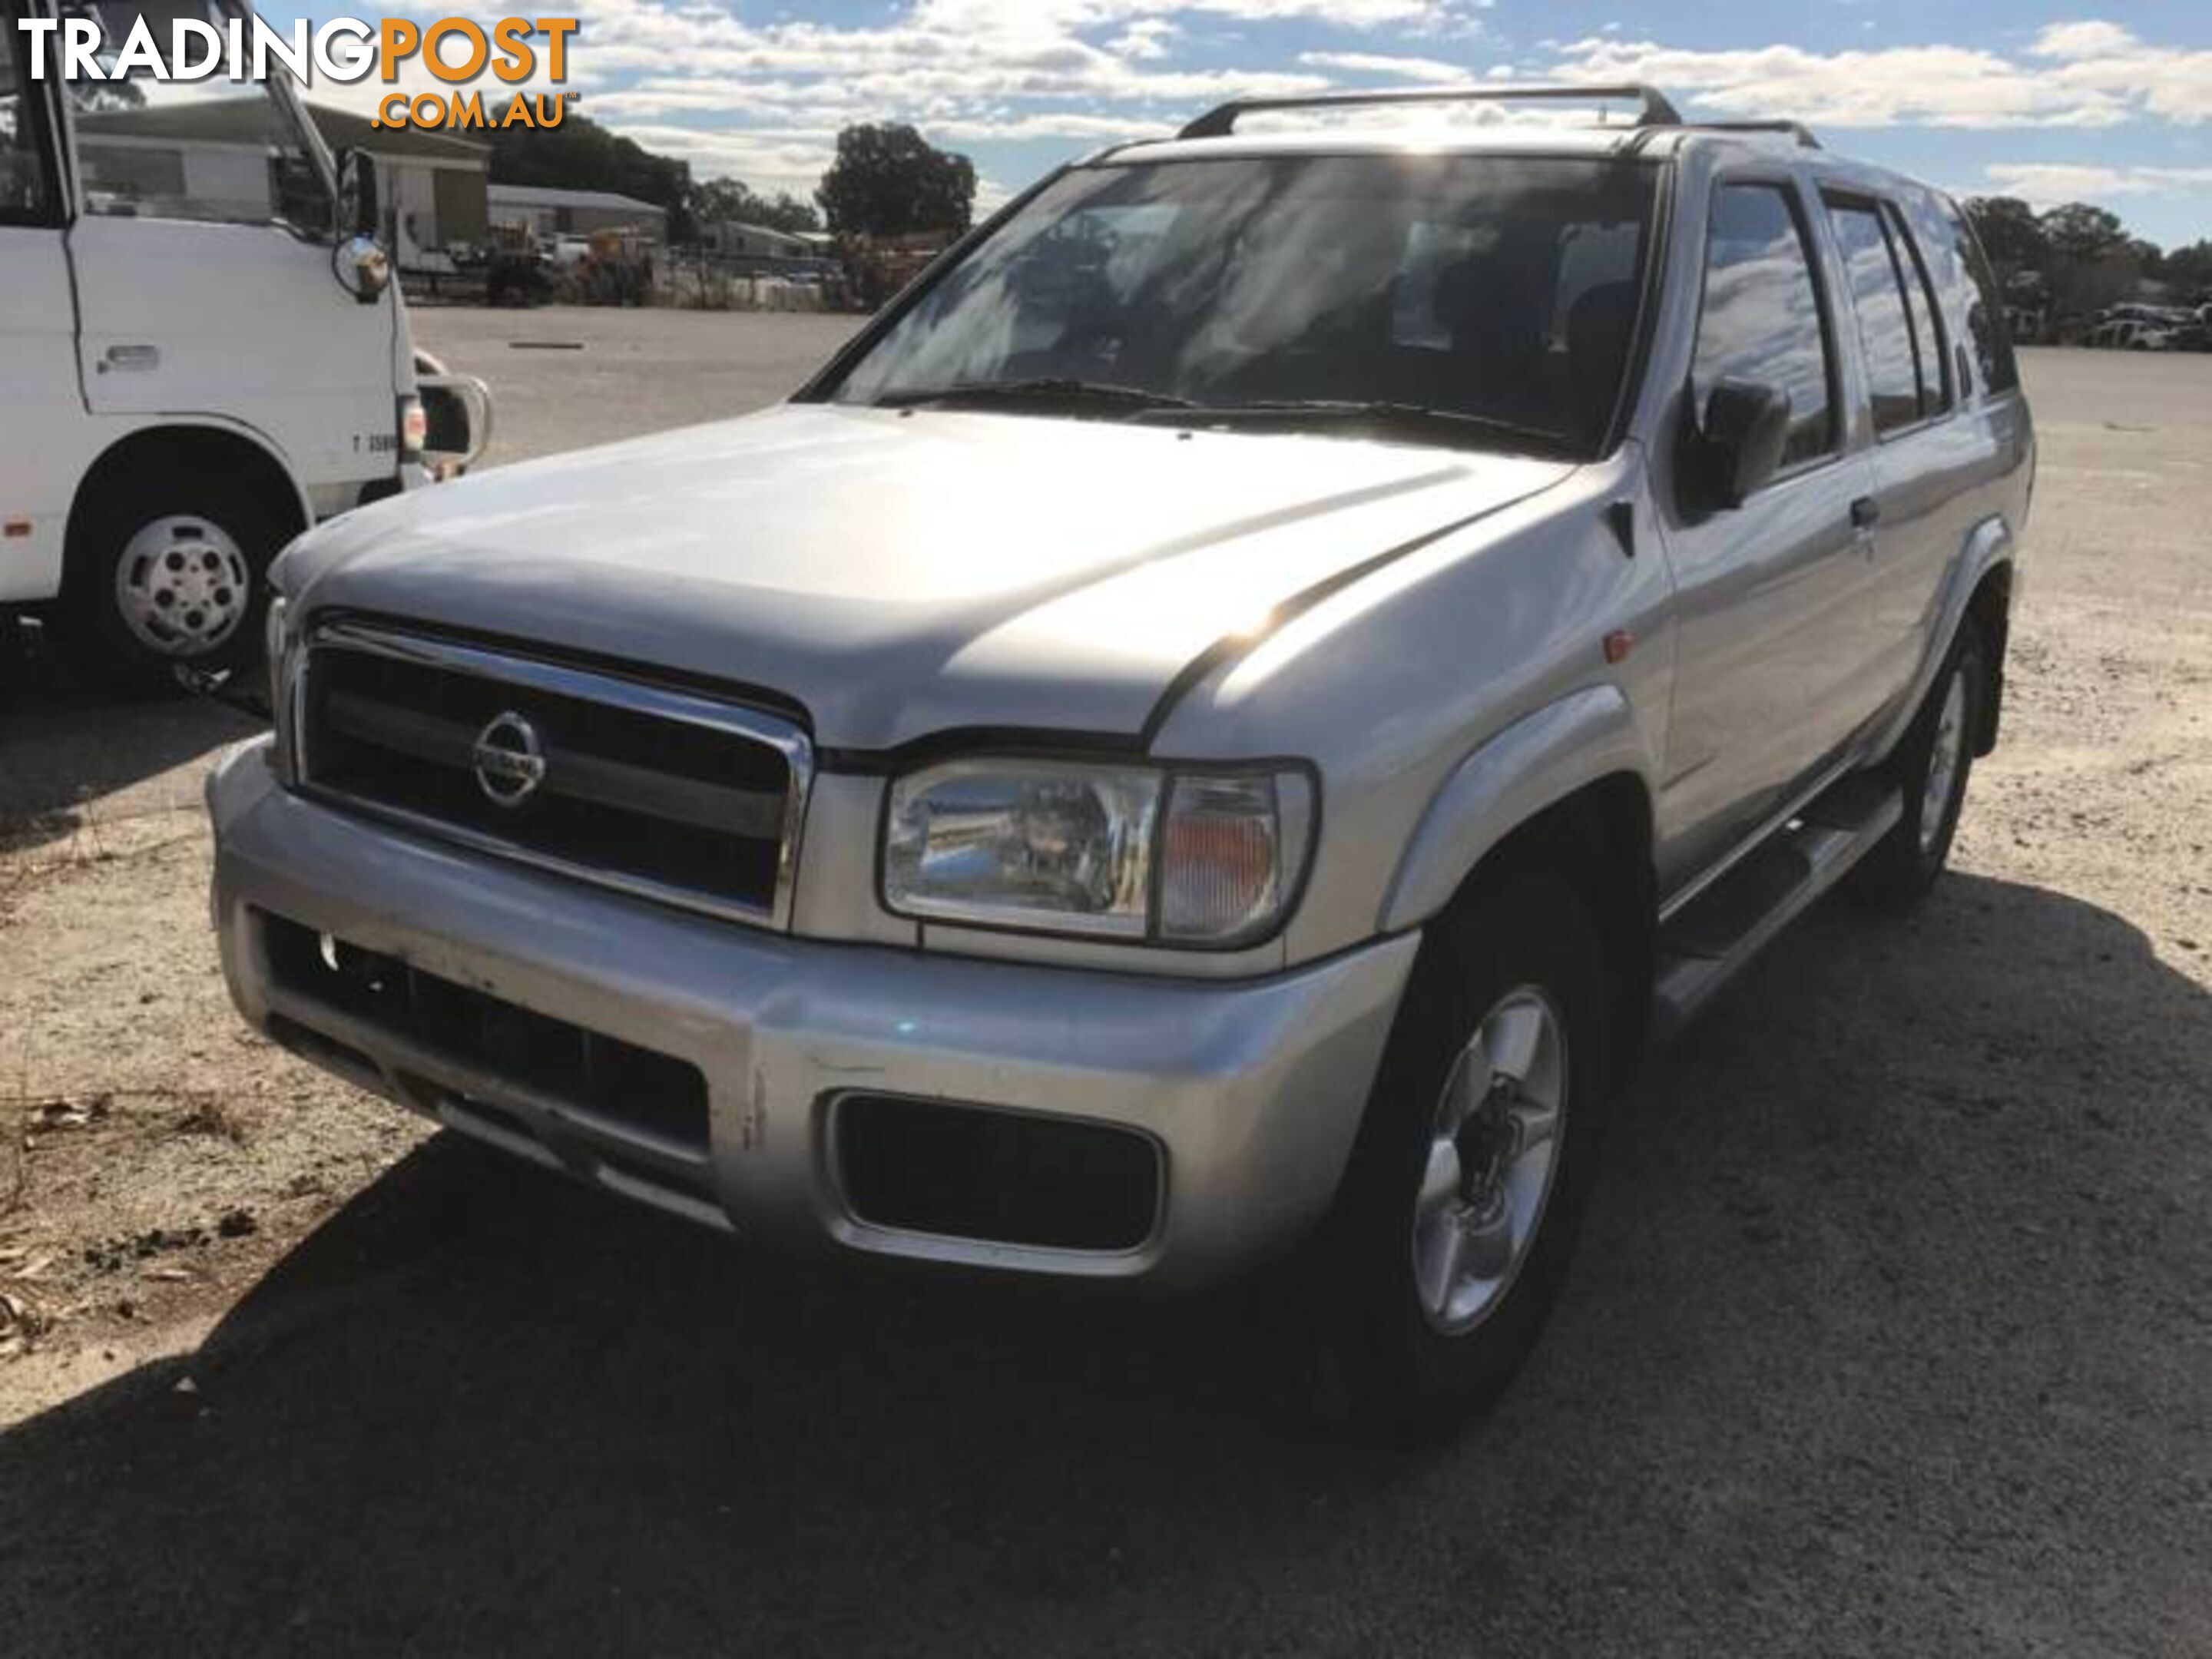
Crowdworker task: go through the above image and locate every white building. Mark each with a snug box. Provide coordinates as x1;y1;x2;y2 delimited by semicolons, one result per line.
487;184;669;242
699;219;820;260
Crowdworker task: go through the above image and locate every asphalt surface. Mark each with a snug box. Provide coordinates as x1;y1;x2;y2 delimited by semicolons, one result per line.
1;318;2207;1657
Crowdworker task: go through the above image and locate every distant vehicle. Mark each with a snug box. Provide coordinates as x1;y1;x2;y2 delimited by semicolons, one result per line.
2088;318;2174;351
2102;302;2191;327
213;84;2032;1429
485;252;555;308
0;0;487;690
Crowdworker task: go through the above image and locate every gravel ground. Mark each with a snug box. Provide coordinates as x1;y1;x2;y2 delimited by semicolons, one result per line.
0;320;2206;1657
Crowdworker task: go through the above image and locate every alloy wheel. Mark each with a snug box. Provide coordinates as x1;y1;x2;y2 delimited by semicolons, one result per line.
1410;985;1568;1335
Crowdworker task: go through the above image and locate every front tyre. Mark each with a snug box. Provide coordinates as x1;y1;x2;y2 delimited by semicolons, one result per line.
1315;869;1616;1435
58;466;285;696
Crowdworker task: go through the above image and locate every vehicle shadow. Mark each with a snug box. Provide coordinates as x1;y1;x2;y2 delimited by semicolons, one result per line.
0;619;260;849
2;871;2206;1656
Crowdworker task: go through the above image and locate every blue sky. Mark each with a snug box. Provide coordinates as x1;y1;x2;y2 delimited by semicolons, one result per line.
322;2;2212;247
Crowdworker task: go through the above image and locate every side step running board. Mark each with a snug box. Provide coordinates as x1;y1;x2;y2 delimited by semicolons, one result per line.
1651;774;1902;1038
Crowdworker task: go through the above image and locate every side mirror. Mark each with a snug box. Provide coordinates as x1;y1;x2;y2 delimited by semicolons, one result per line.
333;149;389;304
414;368;494;475
1687;379;1793;512
337;147;379;236
340;234;390;305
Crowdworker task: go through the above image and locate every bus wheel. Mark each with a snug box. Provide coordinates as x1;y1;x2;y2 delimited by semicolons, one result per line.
60;466;285;697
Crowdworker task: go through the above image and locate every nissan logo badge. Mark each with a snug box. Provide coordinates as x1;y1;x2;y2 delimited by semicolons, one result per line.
471;710;546;808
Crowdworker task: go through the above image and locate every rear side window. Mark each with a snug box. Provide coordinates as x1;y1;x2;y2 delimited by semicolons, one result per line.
1826;196;1951;433
1944;201;2020;396
1825;199;1923;434
1692;184;1838;469
1884;203;1951;417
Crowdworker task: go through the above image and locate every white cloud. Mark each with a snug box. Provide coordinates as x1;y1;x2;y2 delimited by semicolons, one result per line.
1538;24;2212;130
531;0;1373;194
462;1;2212;212
1982;162;2212;206
1294;51;1473;83
2028;21;2137;61
1108;19;1180;60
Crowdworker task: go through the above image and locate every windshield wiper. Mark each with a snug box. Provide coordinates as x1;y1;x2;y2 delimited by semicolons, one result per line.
1141;399;1572;458
874;378;1198;415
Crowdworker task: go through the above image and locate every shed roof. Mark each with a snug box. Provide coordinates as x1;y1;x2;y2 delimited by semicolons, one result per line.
487;184;668;216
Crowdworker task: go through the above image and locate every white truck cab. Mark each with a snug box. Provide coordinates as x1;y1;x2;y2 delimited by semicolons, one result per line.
0;0;483;690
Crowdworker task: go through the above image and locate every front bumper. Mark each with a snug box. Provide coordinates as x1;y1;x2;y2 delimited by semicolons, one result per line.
208;740;1416;1287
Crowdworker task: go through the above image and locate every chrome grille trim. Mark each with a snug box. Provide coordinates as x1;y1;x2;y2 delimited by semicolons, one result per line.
293;621;814;931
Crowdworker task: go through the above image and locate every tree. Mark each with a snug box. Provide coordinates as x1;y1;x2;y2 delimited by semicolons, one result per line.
2038;201;2129;266
815;123;975;238
688;177;820;235
487;103;694;238
1962;196;2048;283
2160;240;2212;296
2038;201;2140;313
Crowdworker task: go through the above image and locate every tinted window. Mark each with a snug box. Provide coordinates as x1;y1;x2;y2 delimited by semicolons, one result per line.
830;155;1659;458
1945;202;2020;395
1827;199;1923;434
0;0;57;224
1691;184;1836;469
1885;202;1950;416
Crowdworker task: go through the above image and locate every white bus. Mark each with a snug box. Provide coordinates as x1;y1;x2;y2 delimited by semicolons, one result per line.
1;0;485;690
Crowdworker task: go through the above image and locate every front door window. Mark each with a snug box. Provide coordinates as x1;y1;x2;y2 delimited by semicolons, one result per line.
1690;182;1840;472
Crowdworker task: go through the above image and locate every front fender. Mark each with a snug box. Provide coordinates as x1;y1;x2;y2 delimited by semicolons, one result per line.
1378;684;1655;932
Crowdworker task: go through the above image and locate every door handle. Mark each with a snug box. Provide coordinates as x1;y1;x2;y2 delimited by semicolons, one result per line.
1849;495;1882;531
98;343;160;374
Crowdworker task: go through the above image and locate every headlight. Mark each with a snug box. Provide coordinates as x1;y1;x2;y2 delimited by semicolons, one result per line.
263;595;295;778
884;760;1314;948
263;595;289;703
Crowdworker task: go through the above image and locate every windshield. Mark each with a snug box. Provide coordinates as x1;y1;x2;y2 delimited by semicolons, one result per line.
63;0;331;233
826;154;1659;458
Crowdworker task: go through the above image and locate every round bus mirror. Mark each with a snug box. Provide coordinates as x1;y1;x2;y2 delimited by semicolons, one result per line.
343;234;391;304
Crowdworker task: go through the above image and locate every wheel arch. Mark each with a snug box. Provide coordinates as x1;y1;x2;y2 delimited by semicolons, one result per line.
66;422;313;565
1379;689;1660;1071
1379;687;1657;935
1962;559;2012;755
1873;512;2016;765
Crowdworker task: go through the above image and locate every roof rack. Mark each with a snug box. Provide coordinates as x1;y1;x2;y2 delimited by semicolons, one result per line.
1176;84;1685;141
1688;119;1822;151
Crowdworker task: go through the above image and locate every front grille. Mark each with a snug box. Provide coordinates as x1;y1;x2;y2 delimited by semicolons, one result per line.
295;623;810;925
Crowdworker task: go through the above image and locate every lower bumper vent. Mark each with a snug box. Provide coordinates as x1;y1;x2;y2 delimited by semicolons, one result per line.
836;1094;1161;1253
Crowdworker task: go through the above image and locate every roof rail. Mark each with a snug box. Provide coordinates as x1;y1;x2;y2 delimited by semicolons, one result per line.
1176;83;1684;141
1690;119;1822;150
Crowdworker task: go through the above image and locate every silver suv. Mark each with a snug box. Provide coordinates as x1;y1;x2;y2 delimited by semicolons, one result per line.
210;86;2033;1427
